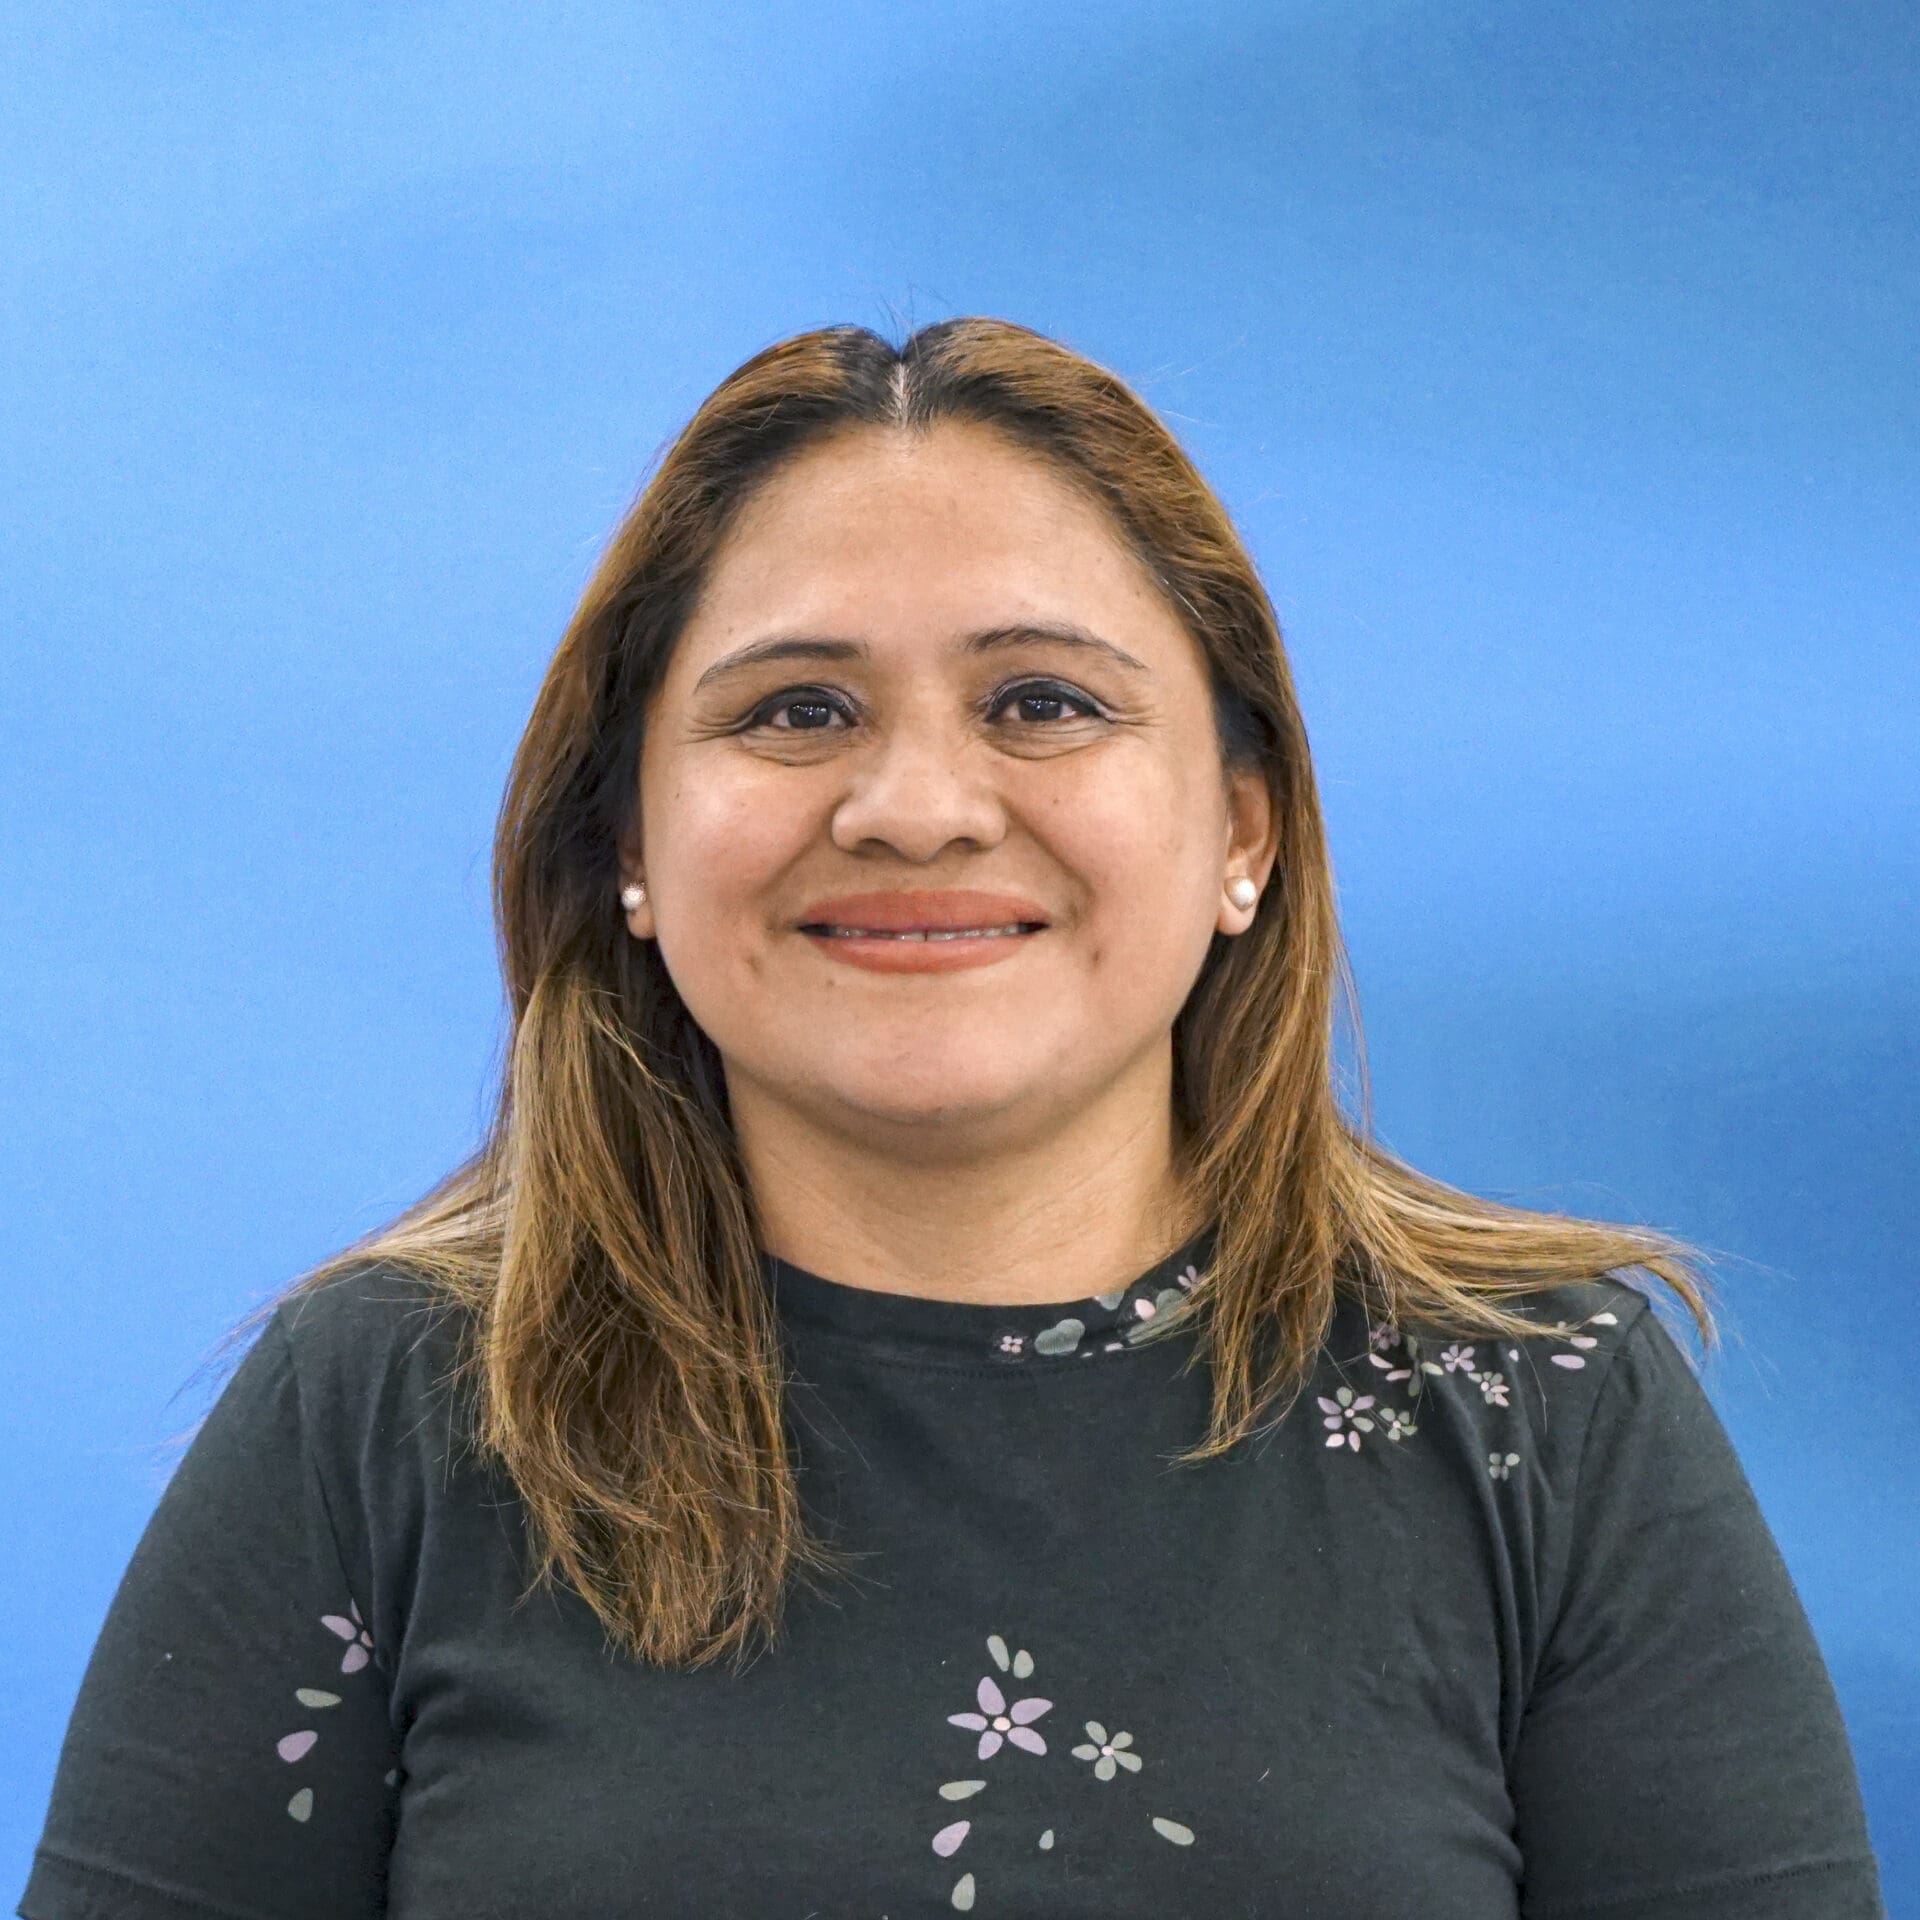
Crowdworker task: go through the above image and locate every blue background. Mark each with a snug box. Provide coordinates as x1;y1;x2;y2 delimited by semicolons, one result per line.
6;0;1913;1902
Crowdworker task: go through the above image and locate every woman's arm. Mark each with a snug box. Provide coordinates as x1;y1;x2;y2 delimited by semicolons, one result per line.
1509;1307;1886;1918
18;1310;398;1920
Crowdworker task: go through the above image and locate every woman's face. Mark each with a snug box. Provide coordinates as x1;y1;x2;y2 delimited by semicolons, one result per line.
623;419;1275;1161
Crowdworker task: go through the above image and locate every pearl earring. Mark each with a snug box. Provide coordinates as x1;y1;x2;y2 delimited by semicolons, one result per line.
1226;877;1257;910
620;882;646;911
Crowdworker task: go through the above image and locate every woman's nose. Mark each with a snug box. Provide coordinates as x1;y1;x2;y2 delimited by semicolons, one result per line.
826;719;1008;861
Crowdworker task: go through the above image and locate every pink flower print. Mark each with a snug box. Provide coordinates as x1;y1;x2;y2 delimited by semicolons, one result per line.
1071;1720;1143;1780
1438;1342;1478;1374
1545;1308;1619;1369
1367;1347;1413;1384
1173;1262;1200;1291
320;1598;374;1674
948;1674;1053;1759
1317;1385;1376;1450
1475;1369;1511;1408
991;1331;1027;1361
1489;1450;1521;1480
1368;1322;1401;1352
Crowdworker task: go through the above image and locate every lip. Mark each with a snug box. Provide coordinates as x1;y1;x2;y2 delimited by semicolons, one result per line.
796;889;1052;975
795;890;1052;934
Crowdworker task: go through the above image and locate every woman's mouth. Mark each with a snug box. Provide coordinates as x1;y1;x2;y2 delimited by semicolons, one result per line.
804;923;1043;941
797;922;1048;971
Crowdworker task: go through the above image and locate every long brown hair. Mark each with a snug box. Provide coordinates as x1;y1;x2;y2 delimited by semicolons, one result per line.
214;317;1720;1671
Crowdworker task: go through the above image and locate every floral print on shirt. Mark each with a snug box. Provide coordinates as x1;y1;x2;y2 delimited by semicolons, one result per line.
987;1261;1205;1365
926;1630;1199;1911
1325;1303;1623;1477
274;1596;388;1822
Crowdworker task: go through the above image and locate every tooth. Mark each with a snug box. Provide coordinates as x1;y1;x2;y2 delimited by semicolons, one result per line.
820;925;1031;940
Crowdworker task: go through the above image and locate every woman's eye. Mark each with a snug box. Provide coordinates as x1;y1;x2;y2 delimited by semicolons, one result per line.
740;679;1100;735
747;690;852;732
992;681;1101;725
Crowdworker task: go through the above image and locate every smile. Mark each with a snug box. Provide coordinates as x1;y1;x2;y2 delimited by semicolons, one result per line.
797;922;1047;972
807;923;1042;941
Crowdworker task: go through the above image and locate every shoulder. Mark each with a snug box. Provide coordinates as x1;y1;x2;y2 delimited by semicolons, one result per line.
1347;1268;1655;1375
275;1255;457;1350
1323;1269;1665;1467
270;1257;476;1445
1501;1269;1659;1368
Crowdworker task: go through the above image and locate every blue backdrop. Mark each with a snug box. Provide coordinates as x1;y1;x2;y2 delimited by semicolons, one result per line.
5;0;1913;1902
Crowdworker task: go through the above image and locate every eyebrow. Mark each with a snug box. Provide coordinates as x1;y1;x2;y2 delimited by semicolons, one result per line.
690;621;1152;695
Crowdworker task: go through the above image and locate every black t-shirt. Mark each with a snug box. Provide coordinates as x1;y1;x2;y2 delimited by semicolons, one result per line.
19;1226;1888;1919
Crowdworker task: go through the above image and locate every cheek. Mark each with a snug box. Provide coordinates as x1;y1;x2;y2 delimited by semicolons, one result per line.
646;769;805;1026
1045;760;1216;923
650;761;807;904
1063;840;1219;1049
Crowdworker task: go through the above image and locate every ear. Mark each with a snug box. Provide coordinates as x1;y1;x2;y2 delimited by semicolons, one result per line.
615;821;655;941
1218;766;1280;935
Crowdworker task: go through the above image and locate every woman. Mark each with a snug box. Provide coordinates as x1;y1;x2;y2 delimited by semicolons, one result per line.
21;319;1886;1919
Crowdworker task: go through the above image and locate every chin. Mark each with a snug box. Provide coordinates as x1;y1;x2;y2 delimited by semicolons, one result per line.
818;1064;1047;1134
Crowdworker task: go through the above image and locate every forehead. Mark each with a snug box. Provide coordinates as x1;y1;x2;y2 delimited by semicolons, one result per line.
683;420;1171;639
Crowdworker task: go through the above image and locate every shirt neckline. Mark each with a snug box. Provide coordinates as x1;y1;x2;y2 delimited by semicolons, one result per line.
763;1221;1220;1366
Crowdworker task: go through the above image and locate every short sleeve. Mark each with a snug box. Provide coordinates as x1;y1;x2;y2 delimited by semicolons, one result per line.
1510;1305;1887;1918
18;1310;398;1920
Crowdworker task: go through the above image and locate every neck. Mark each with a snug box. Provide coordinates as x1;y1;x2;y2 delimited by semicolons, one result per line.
729;1051;1202;1308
